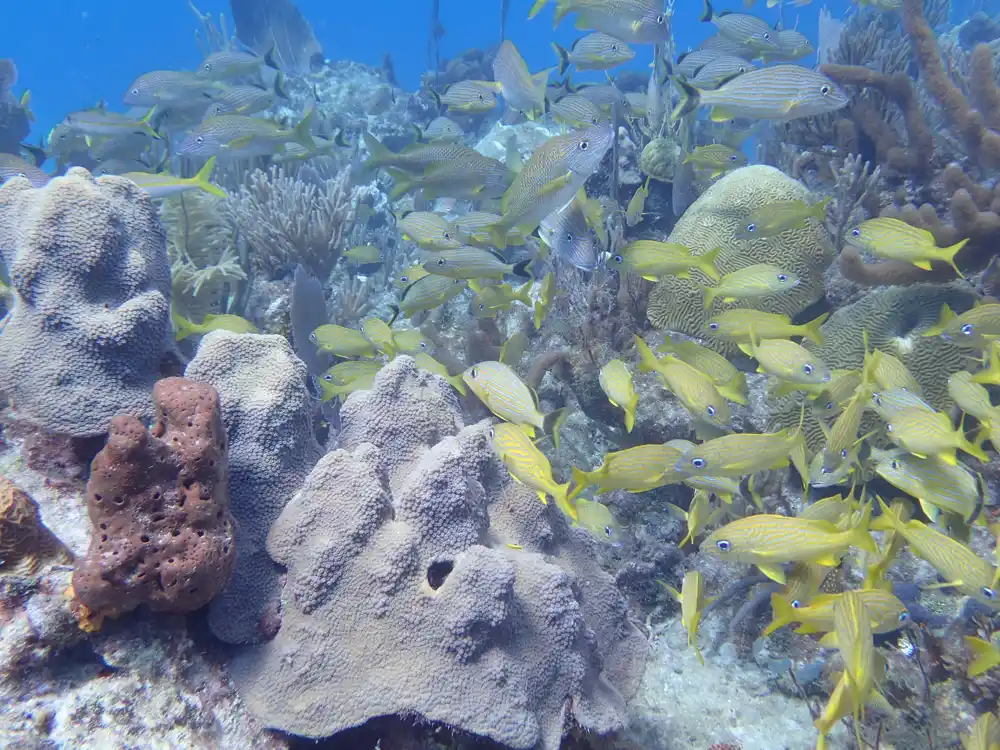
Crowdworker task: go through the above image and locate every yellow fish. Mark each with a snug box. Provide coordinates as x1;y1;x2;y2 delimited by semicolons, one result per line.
391;328;432;354
472;280;533;318
666;489;724;548
310;324;377;358
939;303;1000;348
173;311;258;341
574;497;625;544
818;373;870;475
871;446;981;523
949;370;1000;424
884;405;988;465
394;264;430;289
499;331;530;367
827;590;882;746
613;241;721;282
848;217;967;277
599;359;639;432
361;318;396;357
463;361;566;447
636;336;731;429
672;425;807;480
736;197;831;240
570;443;684;500
809;370;861;419
490;422;573;518
877;498;999;607
397;211;465;250
965;636;1000;678
701;263;800;311
343;244;384;264
864;346;922;395
740;326;830;385
412;352;467;395
700;504;876;584
764;588;909;637
534;271;554;330
961;712;1000;750
704;309;828;345
660;571;714;664
316;369;378;402
658;335;748;404
625;176;650;227
321;360;383;386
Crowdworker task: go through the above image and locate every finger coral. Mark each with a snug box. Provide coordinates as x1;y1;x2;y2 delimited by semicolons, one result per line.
646;166;834;354
229;356;647;750
71;377;234;623
184;331;321;643
0;168;172;437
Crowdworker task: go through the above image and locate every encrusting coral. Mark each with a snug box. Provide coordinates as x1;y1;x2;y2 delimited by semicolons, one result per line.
647;166;834;354
230;356;647;750
0;168;172;437
184;331;321;643
71;377;234;625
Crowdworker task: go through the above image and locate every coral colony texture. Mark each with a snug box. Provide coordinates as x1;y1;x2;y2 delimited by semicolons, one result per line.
10;0;1000;748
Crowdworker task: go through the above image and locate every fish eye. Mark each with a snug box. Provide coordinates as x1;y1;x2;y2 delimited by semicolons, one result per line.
131;88;139;96
566;232;574;242
820;466;830;474
478;303;485;310
613;254;623;264
791;599;802;608
203;63;212;71
899;610;910;623
590;116;600;125
691;457;706;469
478;93;485;101
777;274;788;282
437;258;446;266
840;448;848;458
763;32;771;40
708;322;719;331
820;85;831;95
400;275;409;283
803;363;814;375
984;586;998;600
657;13;665;23
890;460;899;470
604;525;613;537
715;539;731;551
745;223;756;233
323;374;333;381
730;154;738;162
611;44;618;52
16;172;25;178
886;423;894;432
872;393;882;405
443;231;451;239
706;405;716;417
579;139;590;151
308;332;318;343
961;323;974;336
851;228;861;238
488;427;495;438
825;401;834;410
470;367;478;378
738;66;747;73
196;136;204;145
420;341;428;350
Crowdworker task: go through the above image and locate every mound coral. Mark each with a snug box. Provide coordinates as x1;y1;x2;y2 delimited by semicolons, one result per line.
0;168;172;437
230;356;647;750
184;331;321;643
646;166;834;354
0;476;65;575
71;377;234;623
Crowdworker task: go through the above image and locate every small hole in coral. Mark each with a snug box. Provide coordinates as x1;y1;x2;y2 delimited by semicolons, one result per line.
95;494;103;502
426;560;454;590
140;535;150;543
99;522;108;530
196;530;204;537
113;496;124;505
101;535;108;542
152;492;161;500
171;529;180;537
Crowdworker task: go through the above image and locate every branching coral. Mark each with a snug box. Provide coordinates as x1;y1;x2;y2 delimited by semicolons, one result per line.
225;165;356;280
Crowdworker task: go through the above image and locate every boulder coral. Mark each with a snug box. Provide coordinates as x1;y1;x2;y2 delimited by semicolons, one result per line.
646;166;834;355
230;356;647;750
184;331;321;643
71;377;234;623
0;168;172;437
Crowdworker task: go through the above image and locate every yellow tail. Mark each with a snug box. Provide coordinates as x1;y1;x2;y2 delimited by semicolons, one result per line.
192;156;225;198
761;593;796;636
801;311;829;346
634;335;662;374
965;635;1000;677
697;246;722;282
939;237;969;279
568;467;591;502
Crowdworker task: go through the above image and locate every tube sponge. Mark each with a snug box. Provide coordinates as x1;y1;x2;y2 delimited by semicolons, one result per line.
0;168;172;437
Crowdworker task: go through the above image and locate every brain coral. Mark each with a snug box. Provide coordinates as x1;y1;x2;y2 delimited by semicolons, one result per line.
229;356;647;750
184;331;321;644
0;168;172;436
647;165;835;355
72;377;235;620
769;283;979;450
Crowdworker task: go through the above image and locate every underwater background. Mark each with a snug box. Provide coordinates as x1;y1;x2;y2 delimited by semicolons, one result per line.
6;0;1000;749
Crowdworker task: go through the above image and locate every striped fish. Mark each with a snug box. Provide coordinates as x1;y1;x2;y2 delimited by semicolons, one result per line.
690;55;755;89
550;92;607;128
673;426;805;478
552;32;635;74
701;504;876;584
436;80;500;114
675;48;726;78
668;439;742;501
534;0;671;44
744;336;830;385
811;370;863;420
697;34;759;59
830;592;879;719
939;303;1000;346
322;360;384;386
700;0;780;51
949;370;1000;422
872;446;980;522
662;571;712;663
415;116;464;141
763;588;908;636
463;361;550;437
819;382;869;473
396;274;467;318
673;65;848;122
491;422;572;512
493;40;548;120
397;211;465;250
658;336;748;405
570;443;685;500
649;355;732;429
538;197;600;272
878;498;999;607
575;83;630;113
867;348;922;394
421;245;530;280
0;153;50;187
599;359;639;432
362;133;478;173
884;406;988;465
761;29;815;63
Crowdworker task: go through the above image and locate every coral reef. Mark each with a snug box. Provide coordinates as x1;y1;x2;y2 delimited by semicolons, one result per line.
71;377;235;624
646;166;834;354
0;168;172;437
230;356;647;750
184;331;321;643
224;165;356;281
0;476;66;575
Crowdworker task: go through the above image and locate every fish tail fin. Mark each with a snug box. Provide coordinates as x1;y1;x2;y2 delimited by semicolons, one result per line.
511;280;534;307
802;311;829;346
846;501;877;555
447;374;468;396
697;247;722;282
263;45;280;71
172;308;196;341
634;335;661;374
941;237;969;278
671;78;701;121
964;636;1000;677
761;593;795;636
553;482;577;521
273;71;290;100
528;0;550;19
512;259;532;279
411;122;425;141
568;467;590;502
702;285;718;311
922;302;954;337
544;407;570;451
192;156;226;198
292;110;316;151
388;305;401;326
428;89;442;111
488;222;511;251
717;379;748;405
362;131;395;170
140;106;162;140
553;0;572;24
625;393;638;433
811;195;832;219
700;0;714;21
385;167;414;200
552;42;571;76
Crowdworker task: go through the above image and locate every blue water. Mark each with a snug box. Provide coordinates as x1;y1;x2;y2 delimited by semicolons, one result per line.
5;0;852;142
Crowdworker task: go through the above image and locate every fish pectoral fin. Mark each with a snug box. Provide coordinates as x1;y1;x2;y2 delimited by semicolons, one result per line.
922;580;962;591
818;631;838;648
536;491;550;505
912;260;933;270
225;135;255;150
812;553;842;567
641;275;660;282
538;171;574;197
710;108;734;123
756;563;787;584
